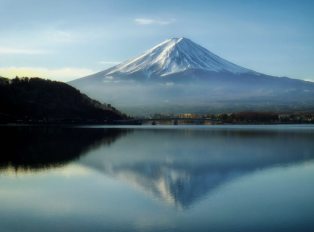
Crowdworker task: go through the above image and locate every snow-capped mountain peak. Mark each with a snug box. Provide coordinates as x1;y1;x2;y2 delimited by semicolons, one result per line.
68;37;314;115
106;37;257;79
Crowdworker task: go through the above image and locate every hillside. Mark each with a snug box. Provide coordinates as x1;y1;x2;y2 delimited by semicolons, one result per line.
0;76;126;123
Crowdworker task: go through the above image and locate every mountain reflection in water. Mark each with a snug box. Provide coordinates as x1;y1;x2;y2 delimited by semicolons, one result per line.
1;125;314;210
76;127;314;209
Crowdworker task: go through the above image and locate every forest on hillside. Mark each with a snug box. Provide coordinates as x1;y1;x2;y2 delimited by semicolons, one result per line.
0;76;128;123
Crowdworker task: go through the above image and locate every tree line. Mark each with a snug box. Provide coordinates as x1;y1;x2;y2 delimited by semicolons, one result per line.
0;76;128;122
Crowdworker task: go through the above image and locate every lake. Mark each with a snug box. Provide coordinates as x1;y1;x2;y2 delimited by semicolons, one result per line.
1;124;314;232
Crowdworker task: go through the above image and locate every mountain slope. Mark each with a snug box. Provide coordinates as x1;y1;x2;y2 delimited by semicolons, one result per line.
69;38;314;115
70;37;260;84
105;37;257;78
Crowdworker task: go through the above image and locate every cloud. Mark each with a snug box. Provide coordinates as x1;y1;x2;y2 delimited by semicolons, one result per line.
135;19;154;25
135;18;176;25
99;61;121;64
304;79;314;83
41;28;101;44
0;47;49;54
0;67;95;82
44;30;87;43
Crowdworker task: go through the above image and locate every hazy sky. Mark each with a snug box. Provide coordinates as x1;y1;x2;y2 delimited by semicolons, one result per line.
1;0;313;82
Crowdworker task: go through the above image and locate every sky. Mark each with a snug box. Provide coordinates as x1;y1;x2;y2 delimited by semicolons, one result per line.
0;0;314;82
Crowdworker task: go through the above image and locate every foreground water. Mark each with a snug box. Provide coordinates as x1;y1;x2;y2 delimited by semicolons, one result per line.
1;125;314;232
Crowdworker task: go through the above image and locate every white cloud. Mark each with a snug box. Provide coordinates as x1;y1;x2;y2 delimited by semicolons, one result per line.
44;30;72;42
42;28;101;44
135;18;176;25
304;79;314;83
135;19;154;25
43;30;78;43
0;67;95;82
0;47;49;54
166;82;174;86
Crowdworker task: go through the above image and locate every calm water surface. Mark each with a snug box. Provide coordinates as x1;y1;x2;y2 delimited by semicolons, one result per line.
1;125;314;232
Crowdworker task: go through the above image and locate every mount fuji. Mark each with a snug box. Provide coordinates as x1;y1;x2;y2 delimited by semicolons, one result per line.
69;38;314;114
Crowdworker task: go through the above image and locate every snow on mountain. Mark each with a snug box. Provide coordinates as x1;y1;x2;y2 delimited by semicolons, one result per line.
68;37;314;115
105;37;258;79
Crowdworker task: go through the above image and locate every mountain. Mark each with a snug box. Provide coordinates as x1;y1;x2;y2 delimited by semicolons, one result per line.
77;128;314;209
95;37;257;79
0;76;125;122
69;37;314;115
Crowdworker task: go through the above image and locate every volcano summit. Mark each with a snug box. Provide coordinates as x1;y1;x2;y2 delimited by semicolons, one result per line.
69;38;314;114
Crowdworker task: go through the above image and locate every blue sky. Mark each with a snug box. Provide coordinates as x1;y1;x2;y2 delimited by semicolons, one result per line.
0;0;313;82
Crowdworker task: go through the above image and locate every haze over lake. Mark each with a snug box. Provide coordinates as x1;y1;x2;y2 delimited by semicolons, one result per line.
1;125;314;232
